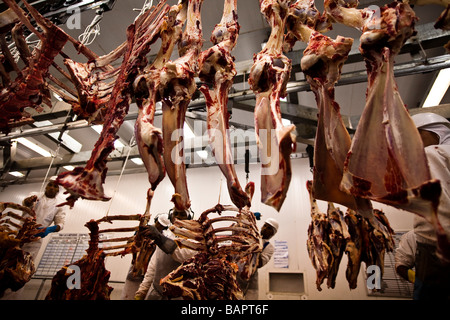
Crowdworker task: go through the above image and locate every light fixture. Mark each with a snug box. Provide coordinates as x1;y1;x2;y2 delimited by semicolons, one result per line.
184;122;195;140
91;124;102;134
282;118;292;126
196;150;208;160
34;120;82;153
422;67;450;108
92;124;125;148
63;165;75;171
9;171;25;177
131;157;144;165
15;137;52;157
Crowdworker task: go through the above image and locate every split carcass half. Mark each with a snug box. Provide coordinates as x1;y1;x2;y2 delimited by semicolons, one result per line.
56;2;170;207
301;32;360;212
249;0;297;211
160;0;204;212
133;0;188;192
161;191;262;299
0;202;41;297
325;1;449;260
0;0;68;133
198;0;251;209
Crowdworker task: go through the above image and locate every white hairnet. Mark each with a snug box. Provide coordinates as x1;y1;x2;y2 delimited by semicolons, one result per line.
411;113;450;145
156;213;170;227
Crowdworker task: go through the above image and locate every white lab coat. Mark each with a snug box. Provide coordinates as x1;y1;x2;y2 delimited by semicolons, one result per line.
135;229;196;300
395;230;416;270
414;145;450;245
241;239;274;300
1;192;65;300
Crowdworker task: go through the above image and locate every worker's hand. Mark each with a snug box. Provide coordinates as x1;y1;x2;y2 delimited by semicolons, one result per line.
140;225;161;240
22;195;38;208
141;225;177;254
35;225;58;238
134;295;144;300
407;269;415;283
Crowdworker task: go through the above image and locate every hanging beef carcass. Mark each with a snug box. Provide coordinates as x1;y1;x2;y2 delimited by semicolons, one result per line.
46;220;113;300
160;0;204;212
249;0;297;211
56;2;170;207
46;211;157;300
133;0;188;193
0;202;41;297
198;0;251;209
161;188;261;300
0;0;68;133
325;0;449;261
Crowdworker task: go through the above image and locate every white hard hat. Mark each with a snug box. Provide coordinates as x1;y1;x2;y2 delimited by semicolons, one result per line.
411;113;450;129
156;213;170;227
265;218;279;232
411;112;450;145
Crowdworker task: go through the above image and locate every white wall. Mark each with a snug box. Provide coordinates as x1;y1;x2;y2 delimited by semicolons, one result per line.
0;158;414;299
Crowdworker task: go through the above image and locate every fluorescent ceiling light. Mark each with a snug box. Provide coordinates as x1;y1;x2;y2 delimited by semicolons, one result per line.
53;92;63;101
114;140;125;148
196;150;208;160
282;118;292;126
422;67;450;108
34;120;82;153
92;124;125;148
131;157;144;165
184;122;195;140
9;171;25;177
15;137;52;157
91;124;103;134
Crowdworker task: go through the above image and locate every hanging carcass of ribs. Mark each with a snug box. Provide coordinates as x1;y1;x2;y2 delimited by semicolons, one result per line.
0;0;68;133
0;202;40;297
249;0;297;211
56;2;170;207
198;0;251;209
161;200;261;300
325;1;448;260
46;220;112;300
160;0;204;212
133;0;188;193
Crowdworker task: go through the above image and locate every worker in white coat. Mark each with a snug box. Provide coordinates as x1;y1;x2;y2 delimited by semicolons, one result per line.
239;218;278;300
22;178;66;259
411;112;450;300
1;178;66;300
120;213;170;300
134;209;196;300
395;230;416;284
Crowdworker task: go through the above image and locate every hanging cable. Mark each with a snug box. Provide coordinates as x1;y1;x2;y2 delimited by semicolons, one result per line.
133;0;154;21
78;9;104;46
105;135;136;217
38;109;73;194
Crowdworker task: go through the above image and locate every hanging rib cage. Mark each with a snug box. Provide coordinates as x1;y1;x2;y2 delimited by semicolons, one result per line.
171;204;262;259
